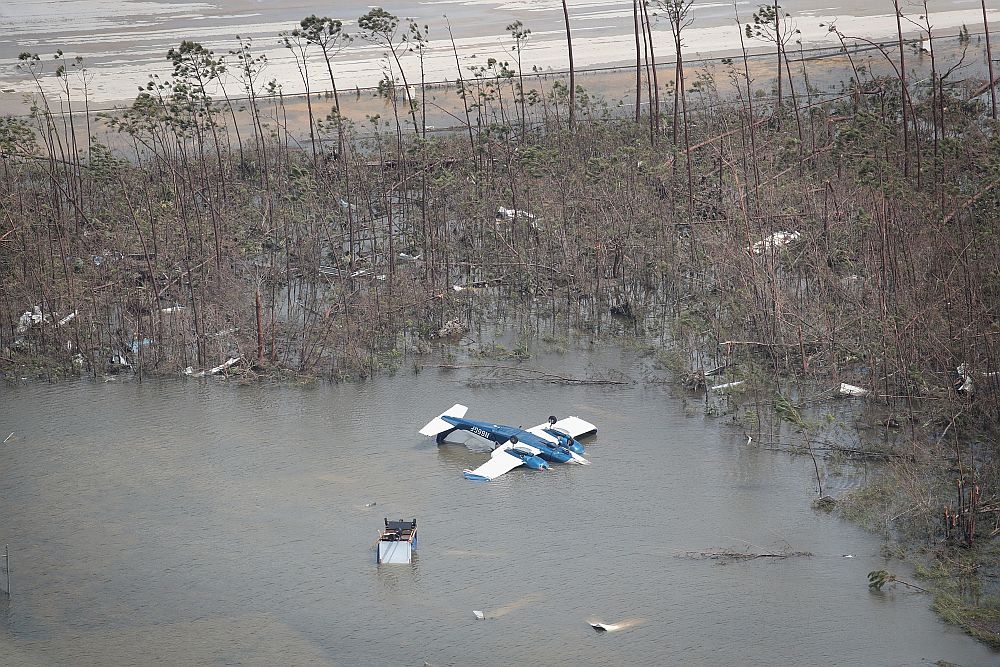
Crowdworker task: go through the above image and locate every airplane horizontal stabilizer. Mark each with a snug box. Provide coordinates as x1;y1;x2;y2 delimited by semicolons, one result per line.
419;404;469;436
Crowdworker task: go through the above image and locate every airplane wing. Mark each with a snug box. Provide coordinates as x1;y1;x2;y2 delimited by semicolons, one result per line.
419;404;469;436
527;416;597;441
462;447;525;481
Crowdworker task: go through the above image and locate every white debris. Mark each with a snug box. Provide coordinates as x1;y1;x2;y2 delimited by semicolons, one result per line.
432;319;469;339
473;610;485;620
496;207;536;222
72;353;85;369
206;357;241;376
751;231;801;255
452;284;464;292
16;306;46;334
57;311;77;326
186;357;241;378
920;37;931;54
398;252;422;261
956;363;973;395
710;380;745;392
160;305;186;314
838;382;869;397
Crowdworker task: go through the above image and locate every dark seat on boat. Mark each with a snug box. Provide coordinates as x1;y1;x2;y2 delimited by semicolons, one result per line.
385;519;416;532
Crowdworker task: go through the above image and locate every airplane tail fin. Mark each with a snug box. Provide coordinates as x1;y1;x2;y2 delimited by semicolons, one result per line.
418;404;469;436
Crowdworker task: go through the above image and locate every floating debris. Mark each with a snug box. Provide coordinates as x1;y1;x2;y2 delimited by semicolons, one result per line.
431;319;469;339
3;432;13;444
364;502;377;508
710;380;745;392
185;357;241;378
376;518;417;564
473;610;485;620
587;618;644;633
838;383;869;397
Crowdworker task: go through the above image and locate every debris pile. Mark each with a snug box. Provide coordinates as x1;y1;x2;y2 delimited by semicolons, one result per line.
431;319;468;339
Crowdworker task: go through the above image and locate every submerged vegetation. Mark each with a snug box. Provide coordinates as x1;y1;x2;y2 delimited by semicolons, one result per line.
1;2;999;647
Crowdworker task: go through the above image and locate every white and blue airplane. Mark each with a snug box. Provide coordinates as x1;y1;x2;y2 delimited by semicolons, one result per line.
419;404;598;481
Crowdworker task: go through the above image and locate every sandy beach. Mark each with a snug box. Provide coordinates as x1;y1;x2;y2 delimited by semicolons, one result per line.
0;0;997;114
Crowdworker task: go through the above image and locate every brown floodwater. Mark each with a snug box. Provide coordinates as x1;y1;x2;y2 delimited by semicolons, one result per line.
1;342;997;665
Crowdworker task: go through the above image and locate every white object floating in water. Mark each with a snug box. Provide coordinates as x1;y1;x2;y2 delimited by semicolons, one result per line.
920;37;931;54
364;502;377;508
710;380;744;392
473;610;485;620
838;382;869;397
842;554;855;558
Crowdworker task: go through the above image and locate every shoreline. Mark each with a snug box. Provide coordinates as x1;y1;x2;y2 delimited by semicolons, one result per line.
1;32;994;149
0;5;996;116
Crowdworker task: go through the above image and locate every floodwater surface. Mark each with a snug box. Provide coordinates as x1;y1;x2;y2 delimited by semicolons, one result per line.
0;345;997;665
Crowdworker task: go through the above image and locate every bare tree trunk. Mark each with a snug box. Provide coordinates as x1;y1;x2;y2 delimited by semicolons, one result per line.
633;0;642;123
641;0;661;138
984;0;997;119
561;0;576;131
893;0;909;178
774;0;783;112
